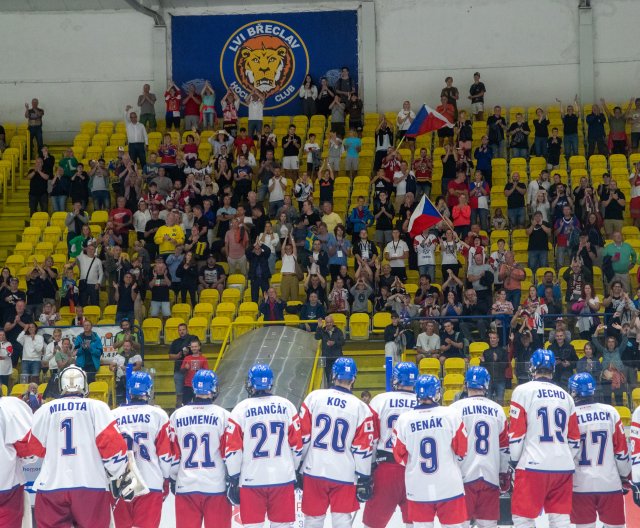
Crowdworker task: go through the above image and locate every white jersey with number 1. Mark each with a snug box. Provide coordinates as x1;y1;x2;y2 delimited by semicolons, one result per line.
450;395;509;487
112;402;175;492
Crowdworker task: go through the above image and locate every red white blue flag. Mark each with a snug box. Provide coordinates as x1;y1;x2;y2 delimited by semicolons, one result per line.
405;104;454;138
408;195;444;238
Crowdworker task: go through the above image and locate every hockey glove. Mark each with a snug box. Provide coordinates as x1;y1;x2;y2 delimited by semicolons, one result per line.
109;452;150;502
226;475;241;506
356;475;373;503
631;481;640;508
294;470;304;491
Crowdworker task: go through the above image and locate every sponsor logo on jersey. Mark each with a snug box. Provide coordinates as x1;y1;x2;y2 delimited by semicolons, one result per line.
220;20;309;110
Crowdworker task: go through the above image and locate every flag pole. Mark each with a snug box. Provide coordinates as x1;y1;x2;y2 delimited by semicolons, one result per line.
396;136;406;150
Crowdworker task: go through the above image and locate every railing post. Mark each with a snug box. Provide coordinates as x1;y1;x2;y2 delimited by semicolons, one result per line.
385;355;393;392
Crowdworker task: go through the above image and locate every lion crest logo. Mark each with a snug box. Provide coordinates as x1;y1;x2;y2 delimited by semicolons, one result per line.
220;20;309;110
236;36;293;97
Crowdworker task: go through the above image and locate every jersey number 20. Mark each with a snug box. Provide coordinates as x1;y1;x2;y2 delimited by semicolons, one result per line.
313;414;350;452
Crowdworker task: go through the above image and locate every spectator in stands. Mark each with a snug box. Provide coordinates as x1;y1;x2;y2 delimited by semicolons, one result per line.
504;172;527;228
246;88;265;139
267;166;287;218
373;191;394;247
164;82;182;130
346;93;364;134
532;108;550;158
473;137;493;187
180;339;209;405
111;339;143;405
137;83;157;130
548;329;578;387
438;320;466;365
316;77;335;117
601;98;631;155
350;277;373;314
554;205;580;268
468;170;490;231
603;231;636;292
48;166;68;213
452;194;471;240
440;228;463;279
486;106;507;158
436;94;455;147
335;67;355;102
299;75;317;118
468;72;486;120
154;211;185;260
480;331;507;404
564;257;593;306
88;158;110;210
348;197;374;243
441;76;459;114
17;323;44;384
68;163;89;210
24;98;44;156
27;157;49;215
282;125;301;180
329;96;346;138
246;241;271;303
556;96;580;160
384;228;409;281
546;127;562;168
415;321;441;364
572;176;594;223
342;128;361;179
278;235;299;303
592;324;627;405
576;342;603;394
396;101;415;142
143;206;164;261
73;320;102;383
168;323;194;407
327;277;350;315
586;103;608;156
508;113;530;159
259;287;286;322
74;241;103;307
224;218;248;275
374;117;394;171
109;196;133;250
113;271;137;325
149;258;172;321
537;271;561;300
527;170;550;213
124;105;148;168
182;84;202;131
315;316;344;385
526;211;551;269
602;179;626;236
384;311;407;363
300;293;325;332
572;283;600;339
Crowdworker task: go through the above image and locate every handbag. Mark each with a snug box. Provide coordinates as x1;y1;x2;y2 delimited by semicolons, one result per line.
294;259;304;281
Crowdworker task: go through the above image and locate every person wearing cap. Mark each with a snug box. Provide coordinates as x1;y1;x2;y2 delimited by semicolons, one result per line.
113;316;140;353
208;129;234;156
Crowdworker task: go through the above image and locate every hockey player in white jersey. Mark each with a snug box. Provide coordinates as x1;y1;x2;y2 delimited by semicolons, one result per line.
224;364;303;528
299;356;375;528
508;349;580;528
567;373;630;528
0;390;33;528
450;366;509;528
28;365;142;528
631;396;640;507
169;369;231;528
363;361;418;528
393;374;468;528
111;370;174;528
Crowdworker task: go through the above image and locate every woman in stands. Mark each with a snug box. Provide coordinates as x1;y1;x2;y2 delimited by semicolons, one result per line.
629;161;640;227
531;189;551;223
440;290;462;330
439;228;463;278
221;89;240;137
532;107;550;158
299;74;317;118
315;77;334;117
214;157;233;195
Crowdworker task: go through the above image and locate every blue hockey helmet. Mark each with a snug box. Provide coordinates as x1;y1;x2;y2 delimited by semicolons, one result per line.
192;370;219;397
128;371;153;398
332;357;358;382
415;374;441;402
247;364;274;392
568;372;596;398
529;348;556;374
465;366;491;391
392;362;419;389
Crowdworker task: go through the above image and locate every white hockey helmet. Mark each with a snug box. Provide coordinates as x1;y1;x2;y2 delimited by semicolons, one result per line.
58;365;89;397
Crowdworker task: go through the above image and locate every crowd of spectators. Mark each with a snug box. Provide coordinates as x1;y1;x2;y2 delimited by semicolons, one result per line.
8;71;640;408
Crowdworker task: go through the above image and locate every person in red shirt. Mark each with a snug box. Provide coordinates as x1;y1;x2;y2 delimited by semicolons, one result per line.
381;148;401;183
447;170;469;209
183;84;202;131
412;147;433;199
180;338;209;404
452;193;472;239
109;196;133;249
233;127;256;157
158;134;178;165
436;94;456;147
164;82;182;130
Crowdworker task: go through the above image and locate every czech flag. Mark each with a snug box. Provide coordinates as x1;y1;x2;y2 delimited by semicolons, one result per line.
405;104;454;138
408;195;444;238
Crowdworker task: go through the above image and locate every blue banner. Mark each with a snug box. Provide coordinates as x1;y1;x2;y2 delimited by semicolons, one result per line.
171;11;358;116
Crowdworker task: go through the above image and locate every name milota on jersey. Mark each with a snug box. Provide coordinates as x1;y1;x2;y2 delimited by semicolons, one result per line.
48;401;87;413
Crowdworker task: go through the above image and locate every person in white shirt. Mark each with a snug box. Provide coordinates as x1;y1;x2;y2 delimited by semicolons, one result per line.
384;228;409;281
527;170;550;213
304;133;321;177
74;242;104;306
246;89;265;139
124;105;149;168
396;100;415;141
413;228;438;279
393;160;413;211
0;330;14;389
415;321;441;364
17;323;44;383
132;199;151;239
268;167;288;215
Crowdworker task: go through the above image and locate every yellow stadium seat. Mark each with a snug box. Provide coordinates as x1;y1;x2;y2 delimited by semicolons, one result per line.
199;289;219;308
419;358;441;377
234;316;256;338
443;373;464;392
164;317;185;343
188;317;208;343
216;302;237;320
632;388;640;409
22;227;41;245
42;226;62;244
13;243;33;260
469;357;481;367
142;318;162;344
4;255;24;274
238;302;258;319
568;155;587;171
211;316;231;343
570;339;588;358
221;288;241;307
349;313;370;340
89;381;109;404
102;305;117;318
30;212;49;229
171;303;192;321
226;274;246;293
331;313;347;333
37;383;47;396
1;385;7;396
95;365;115;406
51;254;67;269
193;302;215;321
10;383;28;398
34;242;54;255
616;406;631;427
83;305;101;323
442;390;457;406
444;358;466;376
609;154;628;171
503;406;511;417
284;314;300;325
469;342;489;359
372;312;392;334
91;210;109;226
96;318;114;326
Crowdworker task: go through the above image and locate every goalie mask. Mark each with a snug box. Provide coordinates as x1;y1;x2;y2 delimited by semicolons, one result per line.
59;365;89;397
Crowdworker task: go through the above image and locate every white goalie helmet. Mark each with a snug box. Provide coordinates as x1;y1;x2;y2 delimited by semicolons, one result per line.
58;365;89;397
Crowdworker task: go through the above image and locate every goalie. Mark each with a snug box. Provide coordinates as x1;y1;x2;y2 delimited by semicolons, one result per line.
27;365;147;528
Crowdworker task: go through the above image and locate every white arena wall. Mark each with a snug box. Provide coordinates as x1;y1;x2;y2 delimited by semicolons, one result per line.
0;0;639;139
